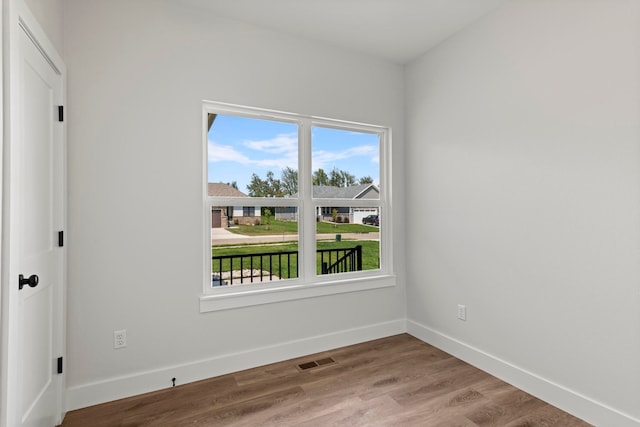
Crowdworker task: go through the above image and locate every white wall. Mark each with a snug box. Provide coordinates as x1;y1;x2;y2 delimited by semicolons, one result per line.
405;0;640;425
63;0;405;409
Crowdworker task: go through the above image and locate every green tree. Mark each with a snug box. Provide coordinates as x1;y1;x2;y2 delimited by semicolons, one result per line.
329;168;343;187
263;208;272;230
250;168;364;197
340;170;356;187
328;168;355;187
247;171;284;197
281;167;298;195
246;173;269;197
313;168;329;186
358;176;374;185
265;171;283;197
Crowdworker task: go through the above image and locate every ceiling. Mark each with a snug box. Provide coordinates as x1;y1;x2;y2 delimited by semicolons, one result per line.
179;0;508;64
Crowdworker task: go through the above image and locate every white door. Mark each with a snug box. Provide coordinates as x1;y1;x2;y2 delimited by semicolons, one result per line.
1;5;65;427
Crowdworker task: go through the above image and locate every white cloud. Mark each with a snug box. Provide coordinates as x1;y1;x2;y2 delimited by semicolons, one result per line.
208;135;297;170
312;145;377;170
243;133;298;154
209;133;376;174
208;141;251;164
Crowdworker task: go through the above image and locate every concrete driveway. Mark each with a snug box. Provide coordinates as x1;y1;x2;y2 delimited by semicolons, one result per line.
211;227;249;240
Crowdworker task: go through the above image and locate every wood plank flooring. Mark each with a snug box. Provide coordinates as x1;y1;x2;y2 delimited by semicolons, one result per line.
60;334;592;426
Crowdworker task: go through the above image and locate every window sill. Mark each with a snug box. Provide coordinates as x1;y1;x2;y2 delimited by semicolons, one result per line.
199;274;396;313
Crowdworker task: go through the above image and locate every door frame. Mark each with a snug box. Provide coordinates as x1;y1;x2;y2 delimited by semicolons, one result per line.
0;0;67;425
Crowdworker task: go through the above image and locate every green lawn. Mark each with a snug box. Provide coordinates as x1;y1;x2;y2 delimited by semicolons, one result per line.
226;219;297;236
316;221;376;234
212;240;380;276
225;218;376;236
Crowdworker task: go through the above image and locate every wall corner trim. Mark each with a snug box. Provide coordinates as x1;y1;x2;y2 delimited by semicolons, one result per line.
406;319;640;427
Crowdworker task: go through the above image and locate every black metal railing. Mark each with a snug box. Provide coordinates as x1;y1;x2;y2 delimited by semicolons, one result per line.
211;245;363;286
319;245;362;275
211;250;298;286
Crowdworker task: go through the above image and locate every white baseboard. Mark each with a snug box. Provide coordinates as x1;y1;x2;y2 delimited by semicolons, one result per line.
407;319;640;427
65;318;406;412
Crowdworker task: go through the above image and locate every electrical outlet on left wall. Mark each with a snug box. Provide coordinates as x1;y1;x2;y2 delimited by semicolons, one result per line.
457;304;467;321
114;330;127;349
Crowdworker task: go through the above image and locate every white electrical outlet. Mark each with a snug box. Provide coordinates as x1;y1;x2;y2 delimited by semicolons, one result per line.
114;330;127;349
457;304;467;321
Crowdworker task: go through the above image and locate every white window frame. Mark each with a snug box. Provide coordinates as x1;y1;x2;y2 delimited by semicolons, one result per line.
200;101;395;312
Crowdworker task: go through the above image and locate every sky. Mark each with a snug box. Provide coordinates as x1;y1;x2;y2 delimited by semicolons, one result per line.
207;114;380;194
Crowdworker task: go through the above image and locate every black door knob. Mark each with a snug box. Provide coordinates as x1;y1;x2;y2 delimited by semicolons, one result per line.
18;274;39;290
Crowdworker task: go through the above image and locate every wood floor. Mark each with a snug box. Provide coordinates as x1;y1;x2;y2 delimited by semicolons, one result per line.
60;334;591;426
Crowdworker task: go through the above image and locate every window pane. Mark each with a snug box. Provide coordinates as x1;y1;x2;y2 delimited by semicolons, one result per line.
211;206;299;287
315;206;380;276
208;114;298;198
311;126;379;199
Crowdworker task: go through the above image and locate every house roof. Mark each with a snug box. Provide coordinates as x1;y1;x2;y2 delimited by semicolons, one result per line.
208;183;248;197
209;182;379;199
310;184;379;199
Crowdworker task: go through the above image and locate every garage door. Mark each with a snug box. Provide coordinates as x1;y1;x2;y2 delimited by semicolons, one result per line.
211;209;222;228
353;208;378;224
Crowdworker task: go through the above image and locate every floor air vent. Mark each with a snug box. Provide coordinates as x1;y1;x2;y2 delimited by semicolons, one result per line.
298;357;336;371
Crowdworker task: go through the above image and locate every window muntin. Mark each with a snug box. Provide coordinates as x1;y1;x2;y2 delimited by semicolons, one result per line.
204;102;391;299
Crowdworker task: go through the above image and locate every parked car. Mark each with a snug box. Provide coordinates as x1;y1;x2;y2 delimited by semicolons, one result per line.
374;216;380;227
362;215;378;225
